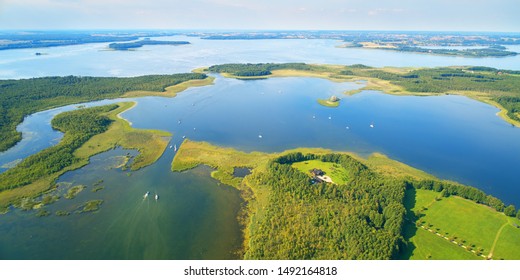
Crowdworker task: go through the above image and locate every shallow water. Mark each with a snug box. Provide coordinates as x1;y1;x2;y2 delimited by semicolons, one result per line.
0;148;243;259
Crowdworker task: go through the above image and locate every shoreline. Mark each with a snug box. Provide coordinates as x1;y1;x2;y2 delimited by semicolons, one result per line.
115;101;137;126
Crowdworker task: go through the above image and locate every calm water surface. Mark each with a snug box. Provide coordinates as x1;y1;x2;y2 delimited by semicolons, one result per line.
1;35;520;79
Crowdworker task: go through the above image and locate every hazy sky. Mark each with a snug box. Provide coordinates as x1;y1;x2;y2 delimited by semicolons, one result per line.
0;0;518;31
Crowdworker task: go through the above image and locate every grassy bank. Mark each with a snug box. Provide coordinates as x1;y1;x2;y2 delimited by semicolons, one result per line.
0;102;170;210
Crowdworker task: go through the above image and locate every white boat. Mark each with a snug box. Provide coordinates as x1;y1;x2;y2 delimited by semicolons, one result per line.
144;191;150;199
370;123;375;128
258;134;263;139
169;145;173;149
178;120;181;124
174;144;177;152
312;115;316;119
155;194;159;200
328;116;332;120
182;135;186;139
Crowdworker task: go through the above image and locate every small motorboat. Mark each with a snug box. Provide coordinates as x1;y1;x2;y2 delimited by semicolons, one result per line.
174;144;177;152
155;194;159;201
144;191;150;199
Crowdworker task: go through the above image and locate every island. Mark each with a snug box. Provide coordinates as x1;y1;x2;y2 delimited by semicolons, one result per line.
317;95;340;107
341;42;517;58
108;39;190;51
0;31;180;51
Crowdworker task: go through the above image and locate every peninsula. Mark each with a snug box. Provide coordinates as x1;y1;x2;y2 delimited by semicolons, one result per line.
172;139;520;259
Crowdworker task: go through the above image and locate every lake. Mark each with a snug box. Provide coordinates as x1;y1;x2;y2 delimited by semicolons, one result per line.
0;35;519;259
1;35;520;79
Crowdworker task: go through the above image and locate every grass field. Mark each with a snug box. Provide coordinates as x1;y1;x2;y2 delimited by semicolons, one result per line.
408;227;481;260
291;160;349;185
492;222;520;259
406;189;520;260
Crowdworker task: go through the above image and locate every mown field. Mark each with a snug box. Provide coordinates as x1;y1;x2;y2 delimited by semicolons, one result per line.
404;189;520;260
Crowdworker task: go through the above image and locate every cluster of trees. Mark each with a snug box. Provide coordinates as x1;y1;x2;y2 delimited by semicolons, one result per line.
1;105;115;188
494;96;520;122
407;179;517;215
0;105;117;191
207;63;312;77
245;152;407;260
108;40;190;51
0;73;207;152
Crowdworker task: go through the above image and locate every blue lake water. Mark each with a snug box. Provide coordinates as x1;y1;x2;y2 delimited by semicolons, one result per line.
1;35;520;79
0;36;520;259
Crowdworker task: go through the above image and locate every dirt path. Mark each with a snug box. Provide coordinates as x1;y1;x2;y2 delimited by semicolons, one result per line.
488;222;509;259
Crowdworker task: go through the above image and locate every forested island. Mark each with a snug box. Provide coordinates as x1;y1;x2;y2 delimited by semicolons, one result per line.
0;31;179;51
108;39;190;50
172;140;520;259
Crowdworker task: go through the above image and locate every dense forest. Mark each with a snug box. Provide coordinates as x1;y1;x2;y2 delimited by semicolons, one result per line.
207;63;312;77
0;73;207;152
245;152;407;259
0;105;116;191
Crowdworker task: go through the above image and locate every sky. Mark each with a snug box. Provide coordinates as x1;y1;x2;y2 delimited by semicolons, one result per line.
0;0;518;32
